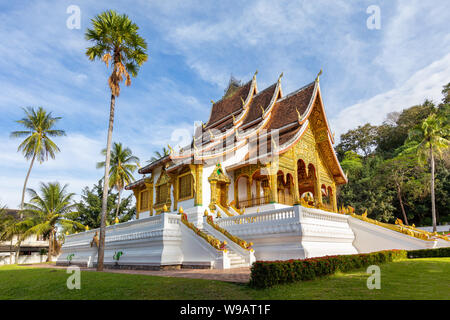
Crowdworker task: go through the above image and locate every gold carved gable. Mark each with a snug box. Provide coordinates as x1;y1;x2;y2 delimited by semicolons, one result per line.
208;163;230;184
156;169;171;187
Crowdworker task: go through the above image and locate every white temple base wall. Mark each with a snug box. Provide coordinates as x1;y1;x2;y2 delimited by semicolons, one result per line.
58;205;449;270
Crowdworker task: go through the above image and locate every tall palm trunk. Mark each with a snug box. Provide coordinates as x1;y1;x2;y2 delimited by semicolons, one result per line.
430;146;437;232
396;183;408;225
47;230;53;262
15;237;21;265
10;239;13;264
115;188;122;219
20;153;36;215
97;93;115;271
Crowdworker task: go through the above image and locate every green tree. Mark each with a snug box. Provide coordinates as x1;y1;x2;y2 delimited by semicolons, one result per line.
148;147;170;163
404;113;450;231
65;180;135;233
379;149;426;225
85;10;148;271
10;107;65;212
336;123;378;159
22;182;84;262
96;142;140;219
0;206;17;264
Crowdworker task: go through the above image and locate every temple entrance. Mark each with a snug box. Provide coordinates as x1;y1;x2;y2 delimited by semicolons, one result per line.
217;182;228;207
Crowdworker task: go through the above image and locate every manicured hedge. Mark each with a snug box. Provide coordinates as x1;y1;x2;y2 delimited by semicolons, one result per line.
407;247;450;259
249;250;407;288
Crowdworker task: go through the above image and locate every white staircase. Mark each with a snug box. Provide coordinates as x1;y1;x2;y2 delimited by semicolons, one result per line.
200;228;249;268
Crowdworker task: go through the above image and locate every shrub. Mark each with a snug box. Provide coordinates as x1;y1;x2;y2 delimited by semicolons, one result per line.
407;247;450;259
249;249;407;288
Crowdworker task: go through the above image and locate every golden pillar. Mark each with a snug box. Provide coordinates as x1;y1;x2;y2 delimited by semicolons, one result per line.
209;181;217;211
256;180;261;206
331;183;337;212
247;178;252;206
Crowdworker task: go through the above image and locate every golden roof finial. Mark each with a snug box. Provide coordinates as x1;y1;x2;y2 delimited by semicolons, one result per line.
167;144;174;155
115;217;119;224
278;72;284;82
296;107;302;122
232;114;236;123
201;121;206;129
259;105;265;116
211;99;215;104
240;96;245;106
253;70;258;80
315;69;323;82
179;206;184;214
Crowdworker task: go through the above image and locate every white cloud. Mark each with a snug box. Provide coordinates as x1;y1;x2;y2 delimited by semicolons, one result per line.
330;52;450;139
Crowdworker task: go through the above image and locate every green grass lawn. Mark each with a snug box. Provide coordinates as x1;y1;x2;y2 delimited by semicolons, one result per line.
1;258;449;300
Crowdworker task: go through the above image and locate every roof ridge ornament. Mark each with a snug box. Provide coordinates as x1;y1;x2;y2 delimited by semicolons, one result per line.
315;69;323;82
296;107;302;123
167;144;174;155
240;96;245;106
211;99;215;104
278;72;283;82
259;105;265;117
253;70;258;81
232;114;236;124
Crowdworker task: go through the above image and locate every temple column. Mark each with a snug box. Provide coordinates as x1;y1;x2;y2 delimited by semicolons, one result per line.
209;181;217;211
133;189;141;219
331;183;337;212
247;178;252;207
268;173;278;203
144;176;154;216
255;180;261;206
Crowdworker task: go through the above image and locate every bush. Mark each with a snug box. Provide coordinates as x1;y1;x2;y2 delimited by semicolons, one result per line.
249;250;407;288
407;247;450;259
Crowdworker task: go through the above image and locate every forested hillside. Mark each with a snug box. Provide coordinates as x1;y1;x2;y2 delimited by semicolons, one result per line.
336;83;449;227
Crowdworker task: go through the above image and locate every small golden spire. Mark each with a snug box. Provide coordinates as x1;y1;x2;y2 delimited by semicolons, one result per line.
278;72;284;82
204;209;209;217
65;231;69;235
315;69;323;82
254;69;258;77
296;107;302;122
210;99;215;104
232;114;236;123
179;206;184;214
85;225;89;231
115;217;119;224
163;204;168;212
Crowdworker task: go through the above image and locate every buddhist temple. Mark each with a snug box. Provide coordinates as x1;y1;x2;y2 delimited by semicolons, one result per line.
58;71;449;270
126;71;346;218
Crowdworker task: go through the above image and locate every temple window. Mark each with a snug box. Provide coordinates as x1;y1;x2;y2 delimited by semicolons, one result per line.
140;190;150;210
178;173;193;201
156;183;169;204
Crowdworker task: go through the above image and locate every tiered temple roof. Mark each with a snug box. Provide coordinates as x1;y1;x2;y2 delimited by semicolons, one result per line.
131;71;346;186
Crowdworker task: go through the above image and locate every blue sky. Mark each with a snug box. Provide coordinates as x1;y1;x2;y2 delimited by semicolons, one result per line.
0;1;449;208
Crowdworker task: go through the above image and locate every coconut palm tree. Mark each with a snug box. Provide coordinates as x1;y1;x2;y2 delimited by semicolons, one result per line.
0;206;16;264
148;147;170;163
405;112;449;232
96;142;140;219
22;182;84;262
10;107;65;213
85;10;148;271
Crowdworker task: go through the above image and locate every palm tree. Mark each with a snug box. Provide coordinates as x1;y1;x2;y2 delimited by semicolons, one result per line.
0;206;16;264
85;10;148;271
148;147;170;163
11;107;65;213
22;182;84;262
96;142;140;219
405;112;449;232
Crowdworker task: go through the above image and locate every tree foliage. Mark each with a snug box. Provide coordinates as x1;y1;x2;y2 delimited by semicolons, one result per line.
337;83;450;226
